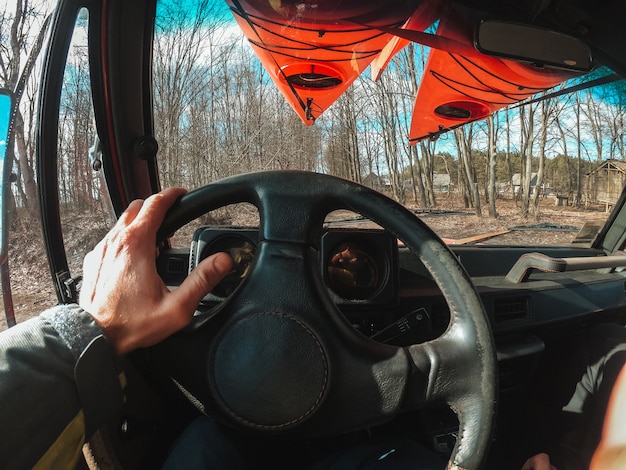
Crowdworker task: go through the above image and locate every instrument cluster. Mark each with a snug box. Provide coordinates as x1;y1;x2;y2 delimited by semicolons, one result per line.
189;227;398;305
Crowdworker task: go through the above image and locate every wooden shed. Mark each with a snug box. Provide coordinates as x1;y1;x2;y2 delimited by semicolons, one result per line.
584;159;626;207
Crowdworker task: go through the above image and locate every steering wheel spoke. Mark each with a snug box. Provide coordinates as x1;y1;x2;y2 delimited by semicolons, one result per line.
407;326;486;403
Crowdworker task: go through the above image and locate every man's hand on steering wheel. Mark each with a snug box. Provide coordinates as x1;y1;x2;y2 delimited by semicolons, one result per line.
79;187;232;355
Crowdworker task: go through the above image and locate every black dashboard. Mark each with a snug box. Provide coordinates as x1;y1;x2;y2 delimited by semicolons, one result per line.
158;226;626;352
154;225;626;459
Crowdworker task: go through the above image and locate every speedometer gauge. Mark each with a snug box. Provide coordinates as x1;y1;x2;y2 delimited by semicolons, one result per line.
200;235;256;297
327;241;382;300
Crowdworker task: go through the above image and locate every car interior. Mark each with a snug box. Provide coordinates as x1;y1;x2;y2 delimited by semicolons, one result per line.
5;0;626;468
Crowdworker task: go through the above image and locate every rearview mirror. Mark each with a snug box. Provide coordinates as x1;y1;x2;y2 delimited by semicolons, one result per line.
0;89;16;327
475;20;592;72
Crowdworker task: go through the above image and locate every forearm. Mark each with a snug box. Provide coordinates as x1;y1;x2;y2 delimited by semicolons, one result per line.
0;304;124;469
591;363;626;470
550;324;626;469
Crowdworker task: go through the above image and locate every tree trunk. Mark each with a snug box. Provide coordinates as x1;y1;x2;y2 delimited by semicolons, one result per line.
455;126;481;215
487;115;497;218
531;100;550;218
13;112;37;214
519;104;536;217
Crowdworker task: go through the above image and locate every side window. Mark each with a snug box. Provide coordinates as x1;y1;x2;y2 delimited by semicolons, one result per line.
2;5;116;326
58;8;114;275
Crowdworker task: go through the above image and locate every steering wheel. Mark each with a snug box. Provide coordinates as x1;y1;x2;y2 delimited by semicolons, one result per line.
149;171;496;470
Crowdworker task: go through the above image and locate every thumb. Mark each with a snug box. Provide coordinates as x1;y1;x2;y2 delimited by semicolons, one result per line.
171;252;233;314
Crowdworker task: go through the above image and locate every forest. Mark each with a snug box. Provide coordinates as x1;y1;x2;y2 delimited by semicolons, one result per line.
2;0;625;225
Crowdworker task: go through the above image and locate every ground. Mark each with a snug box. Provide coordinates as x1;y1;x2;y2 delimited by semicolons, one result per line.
0;195;610;331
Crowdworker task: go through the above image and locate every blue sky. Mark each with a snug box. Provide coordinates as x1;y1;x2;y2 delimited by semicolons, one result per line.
0;90;12;240
0;92;12;153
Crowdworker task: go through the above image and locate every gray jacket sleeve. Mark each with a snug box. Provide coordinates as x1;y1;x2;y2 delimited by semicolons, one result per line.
0;304;124;470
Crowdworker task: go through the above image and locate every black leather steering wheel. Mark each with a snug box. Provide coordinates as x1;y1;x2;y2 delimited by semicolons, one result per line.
150;171;497;470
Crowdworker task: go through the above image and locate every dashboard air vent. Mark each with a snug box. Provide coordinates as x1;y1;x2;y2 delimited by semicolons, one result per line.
493;296;529;323
168;257;186;274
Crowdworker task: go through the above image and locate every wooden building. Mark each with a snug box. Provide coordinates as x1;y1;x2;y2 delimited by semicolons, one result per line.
584;159;626;207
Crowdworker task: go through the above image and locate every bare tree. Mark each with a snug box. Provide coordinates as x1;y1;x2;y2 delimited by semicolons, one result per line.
153;0;230;187
328;88;362;182
518;103;537;216
575;93;583;206
58;38;95;211
555;115;574;196
0;0;53;214
486;115;497;217
531;97;555;217
455;125;481;215
503;109;515;198
581;88;605;163
398;43;433;207
418;141;436;207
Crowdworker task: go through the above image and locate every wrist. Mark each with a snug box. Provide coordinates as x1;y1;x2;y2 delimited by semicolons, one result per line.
42;304;126;437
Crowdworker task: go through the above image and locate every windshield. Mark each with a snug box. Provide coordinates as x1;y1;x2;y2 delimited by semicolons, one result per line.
152;0;624;247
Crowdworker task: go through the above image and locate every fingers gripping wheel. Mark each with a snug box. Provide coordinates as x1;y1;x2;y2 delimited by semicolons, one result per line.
150;171;497;469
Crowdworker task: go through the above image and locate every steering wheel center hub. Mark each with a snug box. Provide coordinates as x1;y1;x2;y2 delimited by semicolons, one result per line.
212;312;328;429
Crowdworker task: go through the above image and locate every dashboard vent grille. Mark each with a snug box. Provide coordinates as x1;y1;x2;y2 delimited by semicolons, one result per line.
168;257;187;274
493;297;529;323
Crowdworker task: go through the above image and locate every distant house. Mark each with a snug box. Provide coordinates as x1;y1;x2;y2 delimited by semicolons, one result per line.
584;159;626;206
432;172;452;192
362;172;389;189
402;174;451;192
365;172;452;192
510;173;553;197
511;173;538;195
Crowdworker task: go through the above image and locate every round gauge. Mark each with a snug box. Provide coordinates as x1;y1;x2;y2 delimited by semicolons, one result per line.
201;236;256;297
326;241;383;300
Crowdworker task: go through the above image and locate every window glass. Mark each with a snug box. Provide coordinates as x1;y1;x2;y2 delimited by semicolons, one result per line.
58;8;115;275
153;0;623;248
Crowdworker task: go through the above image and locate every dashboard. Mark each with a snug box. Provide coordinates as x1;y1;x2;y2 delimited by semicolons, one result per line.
154;225;626;458
158;226;626;350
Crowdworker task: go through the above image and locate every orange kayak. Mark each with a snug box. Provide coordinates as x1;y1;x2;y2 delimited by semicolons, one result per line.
226;0;421;123
408;6;575;143
227;1;578;141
